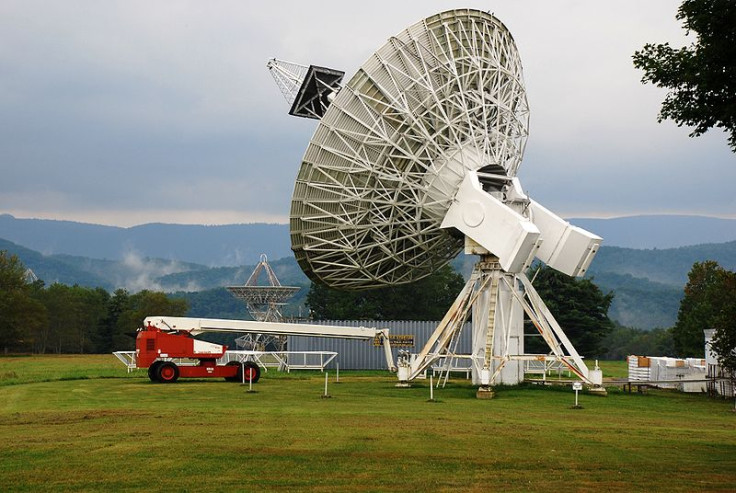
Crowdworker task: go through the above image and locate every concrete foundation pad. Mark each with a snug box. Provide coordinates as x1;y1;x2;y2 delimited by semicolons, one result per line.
476;387;495;399
588;386;608;397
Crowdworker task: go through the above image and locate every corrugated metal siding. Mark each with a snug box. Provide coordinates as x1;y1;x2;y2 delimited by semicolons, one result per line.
288;320;472;370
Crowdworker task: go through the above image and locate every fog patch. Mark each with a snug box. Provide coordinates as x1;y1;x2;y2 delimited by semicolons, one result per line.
120;250;199;292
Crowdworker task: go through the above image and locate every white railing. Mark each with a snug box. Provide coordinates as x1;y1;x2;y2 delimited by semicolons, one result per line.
112;350;338;373
431;355;473;379
219;350;338;372
113;351;137;372
524;359;571;378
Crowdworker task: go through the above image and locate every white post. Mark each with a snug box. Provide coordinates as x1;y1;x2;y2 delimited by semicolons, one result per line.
572;381;583;408
336;362;340;383
324;372;329;397
430;374;434;401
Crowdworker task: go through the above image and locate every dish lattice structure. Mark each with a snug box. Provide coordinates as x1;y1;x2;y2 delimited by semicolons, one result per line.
290;9;529;289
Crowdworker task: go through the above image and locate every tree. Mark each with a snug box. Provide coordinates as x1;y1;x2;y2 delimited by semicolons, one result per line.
306;264;465;321
526;266;615;358
672;260;725;356
0;251;46;352
112;290;189;351
633;0;736;151
601;324;675;360
98;289;130;353
705;267;736;374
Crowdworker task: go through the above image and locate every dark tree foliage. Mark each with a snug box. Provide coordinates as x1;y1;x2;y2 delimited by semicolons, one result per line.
32;283;109;354
710;269;736;374
112;290;189;351
633;0;736;151
601;324;675;360
0;251;46;352
306;264;465;321
97;289;130;354
0;250;190;354
673;260;721;356
675;261;736;369
525;266;614;358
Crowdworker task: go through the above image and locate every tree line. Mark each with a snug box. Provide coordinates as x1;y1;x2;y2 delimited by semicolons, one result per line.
0;251;187;354
3;247;735;375
308;259;736;373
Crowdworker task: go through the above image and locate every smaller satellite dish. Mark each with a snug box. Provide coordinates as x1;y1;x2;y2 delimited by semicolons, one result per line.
227;254;299;322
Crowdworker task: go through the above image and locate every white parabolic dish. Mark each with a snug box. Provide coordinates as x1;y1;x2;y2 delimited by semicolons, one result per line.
290;9;530;289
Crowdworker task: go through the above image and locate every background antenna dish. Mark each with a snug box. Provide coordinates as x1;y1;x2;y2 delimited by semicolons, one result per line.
227;254;300;322
227;254;299;351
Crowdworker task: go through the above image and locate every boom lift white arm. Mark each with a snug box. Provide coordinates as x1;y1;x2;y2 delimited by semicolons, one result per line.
144;316;397;372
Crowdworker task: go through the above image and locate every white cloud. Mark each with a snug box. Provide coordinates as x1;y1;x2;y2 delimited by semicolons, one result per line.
1;0;733;227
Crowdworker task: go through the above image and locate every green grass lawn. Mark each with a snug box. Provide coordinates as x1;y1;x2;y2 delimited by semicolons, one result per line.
0;355;734;492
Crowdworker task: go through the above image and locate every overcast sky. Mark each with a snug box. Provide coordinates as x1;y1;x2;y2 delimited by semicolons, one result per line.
1;0;734;227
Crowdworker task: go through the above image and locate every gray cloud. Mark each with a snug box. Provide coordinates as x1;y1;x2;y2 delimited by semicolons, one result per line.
1;0;734;227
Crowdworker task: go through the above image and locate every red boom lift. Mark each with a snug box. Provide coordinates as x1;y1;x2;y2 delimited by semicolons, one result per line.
127;316;396;384
136;323;260;384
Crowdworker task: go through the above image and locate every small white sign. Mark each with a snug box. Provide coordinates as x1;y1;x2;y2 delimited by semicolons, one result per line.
572;382;583;391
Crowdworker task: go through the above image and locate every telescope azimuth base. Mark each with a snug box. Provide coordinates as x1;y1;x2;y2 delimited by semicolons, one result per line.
403;253;600;394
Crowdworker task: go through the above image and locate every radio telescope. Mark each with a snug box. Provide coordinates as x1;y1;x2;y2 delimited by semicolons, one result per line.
227;254;299;351
269;9;604;393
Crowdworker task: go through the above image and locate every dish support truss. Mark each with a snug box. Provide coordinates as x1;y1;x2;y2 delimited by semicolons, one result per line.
404;253;603;388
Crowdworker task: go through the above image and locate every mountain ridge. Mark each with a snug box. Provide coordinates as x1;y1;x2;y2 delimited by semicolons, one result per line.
3;213;736;266
3;213;736;330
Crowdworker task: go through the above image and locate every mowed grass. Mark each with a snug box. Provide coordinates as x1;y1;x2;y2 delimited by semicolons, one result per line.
0;356;734;492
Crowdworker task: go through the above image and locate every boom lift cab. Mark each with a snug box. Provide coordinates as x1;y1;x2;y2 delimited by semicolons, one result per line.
136;323;260;383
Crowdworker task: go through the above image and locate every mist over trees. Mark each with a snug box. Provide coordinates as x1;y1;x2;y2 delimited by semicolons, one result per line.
0;251;188;354
3;246;734;367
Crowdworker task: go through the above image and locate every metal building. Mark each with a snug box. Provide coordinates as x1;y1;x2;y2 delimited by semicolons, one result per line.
288;320;472;371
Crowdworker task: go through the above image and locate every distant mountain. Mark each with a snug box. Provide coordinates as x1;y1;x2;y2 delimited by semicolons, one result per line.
0;214;291;266
4;212;736;330
589;241;736;285
0;238;110;288
0;237;309;324
588;272;683;330
0;238;206;291
3;214;736;267
569;215;736;249
157;255;309;291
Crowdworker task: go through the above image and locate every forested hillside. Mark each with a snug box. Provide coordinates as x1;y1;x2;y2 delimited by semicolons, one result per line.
589;242;736;285
3;233;736;331
3;214;736;266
